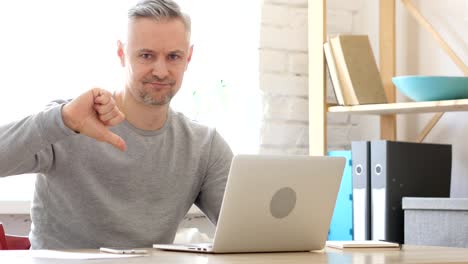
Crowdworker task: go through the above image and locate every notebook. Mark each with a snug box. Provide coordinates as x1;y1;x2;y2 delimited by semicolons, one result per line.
154;154;346;253
326;240;400;250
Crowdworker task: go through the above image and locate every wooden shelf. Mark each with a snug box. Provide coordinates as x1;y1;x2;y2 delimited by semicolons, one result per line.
328;99;468;115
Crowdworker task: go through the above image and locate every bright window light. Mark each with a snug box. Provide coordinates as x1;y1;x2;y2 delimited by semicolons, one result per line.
0;0;261;201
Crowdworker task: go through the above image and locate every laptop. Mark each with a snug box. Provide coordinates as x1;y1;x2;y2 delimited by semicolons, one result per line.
154;154;345;253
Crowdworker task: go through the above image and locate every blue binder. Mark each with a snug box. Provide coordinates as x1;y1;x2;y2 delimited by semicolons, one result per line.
327;150;353;241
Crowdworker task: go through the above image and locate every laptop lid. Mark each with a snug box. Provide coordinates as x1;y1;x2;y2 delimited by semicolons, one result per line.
212;154;345;253
154;154;345;253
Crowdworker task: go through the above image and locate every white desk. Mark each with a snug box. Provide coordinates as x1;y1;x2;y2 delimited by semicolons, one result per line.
1;245;468;263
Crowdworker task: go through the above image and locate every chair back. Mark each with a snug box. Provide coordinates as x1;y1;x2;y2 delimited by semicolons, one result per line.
0;223;30;250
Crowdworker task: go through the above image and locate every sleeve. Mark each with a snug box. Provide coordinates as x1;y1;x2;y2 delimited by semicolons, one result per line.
0;100;76;177
195;130;233;225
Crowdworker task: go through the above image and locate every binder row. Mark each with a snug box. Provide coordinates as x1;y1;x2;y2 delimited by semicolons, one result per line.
351;140;452;244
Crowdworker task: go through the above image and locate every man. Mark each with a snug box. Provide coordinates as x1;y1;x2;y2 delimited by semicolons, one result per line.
0;0;233;249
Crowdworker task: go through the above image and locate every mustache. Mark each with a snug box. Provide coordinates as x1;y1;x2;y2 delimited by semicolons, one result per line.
142;76;176;85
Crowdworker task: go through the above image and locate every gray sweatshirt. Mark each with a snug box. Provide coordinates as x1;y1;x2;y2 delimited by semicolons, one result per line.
0;100;233;249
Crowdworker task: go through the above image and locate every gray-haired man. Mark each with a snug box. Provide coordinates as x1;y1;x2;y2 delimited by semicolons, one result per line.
0;0;233;249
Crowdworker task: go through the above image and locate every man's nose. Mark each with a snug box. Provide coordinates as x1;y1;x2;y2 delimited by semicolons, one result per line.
152;58;169;79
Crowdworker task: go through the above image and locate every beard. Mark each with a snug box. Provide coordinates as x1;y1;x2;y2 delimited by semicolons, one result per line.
138;89;174;106
137;76;177;106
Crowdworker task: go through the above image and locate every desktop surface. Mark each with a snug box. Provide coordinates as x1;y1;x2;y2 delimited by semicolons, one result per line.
1;245;468;263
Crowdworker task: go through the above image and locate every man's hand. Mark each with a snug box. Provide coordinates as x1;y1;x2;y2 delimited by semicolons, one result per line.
62;88;127;151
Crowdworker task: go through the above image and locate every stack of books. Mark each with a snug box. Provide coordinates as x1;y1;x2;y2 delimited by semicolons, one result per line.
324;35;387;105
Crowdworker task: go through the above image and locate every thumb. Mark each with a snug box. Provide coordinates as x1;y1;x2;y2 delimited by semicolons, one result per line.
102;129;127;152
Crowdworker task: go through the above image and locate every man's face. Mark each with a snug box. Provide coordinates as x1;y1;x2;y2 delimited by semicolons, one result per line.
118;17;192;106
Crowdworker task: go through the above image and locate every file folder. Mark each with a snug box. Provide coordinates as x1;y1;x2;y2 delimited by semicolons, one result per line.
328;150;353;241
351;141;371;240
370;140;452;244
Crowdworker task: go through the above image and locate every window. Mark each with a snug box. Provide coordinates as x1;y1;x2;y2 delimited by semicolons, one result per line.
0;0;261;202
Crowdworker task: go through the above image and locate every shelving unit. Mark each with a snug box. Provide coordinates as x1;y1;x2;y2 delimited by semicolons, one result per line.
328;99;468;115
307;0;467;155
308;0;397;156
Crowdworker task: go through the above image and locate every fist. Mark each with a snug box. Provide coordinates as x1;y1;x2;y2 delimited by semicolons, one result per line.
62;88;127;151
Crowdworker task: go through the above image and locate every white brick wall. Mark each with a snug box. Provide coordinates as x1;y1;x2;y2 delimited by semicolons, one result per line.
260;27;308;51
288;52;308;75
260;74;308;96
328;9;354;34
260;0;363;154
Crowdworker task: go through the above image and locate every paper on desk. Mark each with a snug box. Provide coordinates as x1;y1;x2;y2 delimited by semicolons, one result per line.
326;240;400;249
31;250;146;259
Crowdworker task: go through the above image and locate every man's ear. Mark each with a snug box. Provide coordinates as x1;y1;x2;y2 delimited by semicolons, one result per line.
117;40;126;67
185;45;194;70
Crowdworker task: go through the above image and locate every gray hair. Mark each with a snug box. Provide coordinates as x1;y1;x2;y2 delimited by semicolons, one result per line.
128;0;191;35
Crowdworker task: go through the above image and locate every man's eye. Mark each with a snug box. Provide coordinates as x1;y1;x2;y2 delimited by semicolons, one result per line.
140;53;152;59
168;54;181;61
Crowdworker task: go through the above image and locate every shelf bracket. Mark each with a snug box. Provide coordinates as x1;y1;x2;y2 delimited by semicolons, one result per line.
402;0;466;143
416;112;444;143
401;0;468;75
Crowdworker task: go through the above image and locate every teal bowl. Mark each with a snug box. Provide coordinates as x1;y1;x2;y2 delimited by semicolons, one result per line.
392;76;468;101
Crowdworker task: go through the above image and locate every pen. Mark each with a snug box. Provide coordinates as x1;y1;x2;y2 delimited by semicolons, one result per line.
99;247;148;254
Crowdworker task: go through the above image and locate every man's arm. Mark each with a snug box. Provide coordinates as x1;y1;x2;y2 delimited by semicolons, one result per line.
195;131;233;225
0;88;126;177
0;101;74;176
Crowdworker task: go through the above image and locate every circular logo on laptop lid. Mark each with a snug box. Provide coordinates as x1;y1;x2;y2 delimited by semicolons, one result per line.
270;187;297;219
